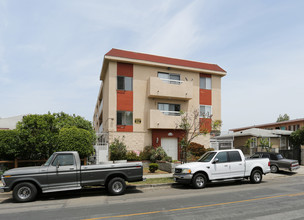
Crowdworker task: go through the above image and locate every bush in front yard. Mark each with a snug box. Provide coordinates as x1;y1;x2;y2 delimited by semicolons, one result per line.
126;151;141;161
109;138;127;160
149;163;159;173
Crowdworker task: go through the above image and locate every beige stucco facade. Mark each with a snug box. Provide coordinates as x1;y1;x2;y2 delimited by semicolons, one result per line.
93;49;226;159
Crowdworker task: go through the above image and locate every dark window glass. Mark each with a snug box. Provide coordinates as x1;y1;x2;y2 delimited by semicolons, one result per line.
270;154;277;160
228;151;242;162
250;154;260;158
117;111;133;126
117;76;132;91
52;154;74;166
215;152;228;163
262;154;270;158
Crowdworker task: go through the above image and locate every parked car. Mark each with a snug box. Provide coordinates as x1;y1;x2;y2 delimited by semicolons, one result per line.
250;152;300;173
0;151;144;202
174;149;270;189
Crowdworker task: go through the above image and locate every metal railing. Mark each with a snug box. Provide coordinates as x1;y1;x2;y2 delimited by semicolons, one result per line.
159;78;183;85
160;110;181;116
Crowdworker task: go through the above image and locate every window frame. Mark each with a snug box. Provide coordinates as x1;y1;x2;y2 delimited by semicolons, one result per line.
117;76;133;91
158;103;181;116
200;76;212;90
117;111;133;126
158;72;181;84
199;105;212;118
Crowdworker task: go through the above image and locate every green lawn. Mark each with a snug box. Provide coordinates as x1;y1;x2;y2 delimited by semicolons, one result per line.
129;177;174;185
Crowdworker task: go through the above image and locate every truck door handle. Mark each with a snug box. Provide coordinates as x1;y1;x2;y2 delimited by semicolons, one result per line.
70;168;75;170
224;165;228;167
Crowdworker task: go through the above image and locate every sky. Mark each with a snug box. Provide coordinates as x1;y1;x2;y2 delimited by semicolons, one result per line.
0;0;304;132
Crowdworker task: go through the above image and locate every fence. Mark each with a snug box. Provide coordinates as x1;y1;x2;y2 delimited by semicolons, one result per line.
0;158;88;169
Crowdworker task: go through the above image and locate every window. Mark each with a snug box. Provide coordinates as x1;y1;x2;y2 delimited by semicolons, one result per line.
117;111;133;126
200;105;212;118
52;154;75;166
228;151;242;162
200;76;211;90
215;152;228;163
158;72;181;84
158;103;180;116
117;76;132;91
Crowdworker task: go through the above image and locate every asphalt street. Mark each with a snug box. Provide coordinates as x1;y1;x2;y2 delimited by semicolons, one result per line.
0;169;304;220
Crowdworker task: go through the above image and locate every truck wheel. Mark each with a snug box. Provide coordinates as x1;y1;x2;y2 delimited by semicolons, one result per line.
250;170;263;184
270;165;278;173
192;174;207;189
13;182;38;203
108;177;126;195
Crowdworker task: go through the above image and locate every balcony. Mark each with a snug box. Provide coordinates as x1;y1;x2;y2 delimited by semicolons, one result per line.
148;109;181;129
148;77;193;100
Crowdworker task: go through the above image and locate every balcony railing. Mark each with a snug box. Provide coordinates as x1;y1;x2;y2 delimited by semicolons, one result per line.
148;77;193;100
160;110;181;116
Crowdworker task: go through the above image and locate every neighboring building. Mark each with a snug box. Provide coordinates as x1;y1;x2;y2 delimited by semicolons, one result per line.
93;49;226;160
230;118;304;132
0;115;24;130
211;128;293;156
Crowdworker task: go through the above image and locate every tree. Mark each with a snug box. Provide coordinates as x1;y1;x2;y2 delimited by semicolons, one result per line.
0;130;19;160
57;127;94;158
259;138;272;152
276;114;290;122
290;127;304;148
16;114;59;159
177;109;214;163
15;112;95;160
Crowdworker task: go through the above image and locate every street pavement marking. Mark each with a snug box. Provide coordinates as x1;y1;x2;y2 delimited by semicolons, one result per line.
82;192;304;220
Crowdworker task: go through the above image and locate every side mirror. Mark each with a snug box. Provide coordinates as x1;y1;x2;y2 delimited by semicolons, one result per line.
213;158;219;164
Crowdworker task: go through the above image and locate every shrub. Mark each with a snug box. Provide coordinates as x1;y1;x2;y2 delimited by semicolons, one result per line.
126;151;141;161
150;147;167;162
188;142;206;157
149;163;159;173
109;138;127;160
0;130;19;160
164;156;172;163
140;146;154;160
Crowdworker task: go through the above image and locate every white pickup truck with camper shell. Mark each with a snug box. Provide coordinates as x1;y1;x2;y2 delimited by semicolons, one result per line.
174;149;270;189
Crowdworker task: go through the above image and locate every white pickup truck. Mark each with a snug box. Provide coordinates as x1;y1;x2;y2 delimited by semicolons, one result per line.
174;149;270;189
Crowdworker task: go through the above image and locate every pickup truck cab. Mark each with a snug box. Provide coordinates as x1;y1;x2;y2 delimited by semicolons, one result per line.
174;149;270;189
0;151;143;202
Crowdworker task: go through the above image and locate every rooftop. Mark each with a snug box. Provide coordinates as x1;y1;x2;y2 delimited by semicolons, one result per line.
100;48;226;80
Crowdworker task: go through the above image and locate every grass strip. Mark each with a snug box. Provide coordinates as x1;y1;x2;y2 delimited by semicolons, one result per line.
129;177;174;185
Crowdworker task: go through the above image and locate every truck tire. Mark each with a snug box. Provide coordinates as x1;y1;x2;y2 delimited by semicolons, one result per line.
270;165;278;173
13;182;38;203
250;170;263;184
107;177;126;195
192;173;207;189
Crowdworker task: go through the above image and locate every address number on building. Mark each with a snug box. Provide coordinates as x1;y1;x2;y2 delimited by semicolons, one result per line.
135;118;141;124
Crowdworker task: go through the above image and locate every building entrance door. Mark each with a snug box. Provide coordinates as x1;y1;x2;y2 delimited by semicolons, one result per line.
161;138;178;161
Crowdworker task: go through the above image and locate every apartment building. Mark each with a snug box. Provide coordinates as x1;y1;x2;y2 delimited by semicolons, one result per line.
93;49;226;160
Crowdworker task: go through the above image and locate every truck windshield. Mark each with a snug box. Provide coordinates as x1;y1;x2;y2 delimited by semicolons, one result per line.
44;154;55;166
198;152;216;162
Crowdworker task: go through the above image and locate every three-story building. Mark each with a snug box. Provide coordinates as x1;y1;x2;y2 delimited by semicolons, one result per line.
93;49;226;160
